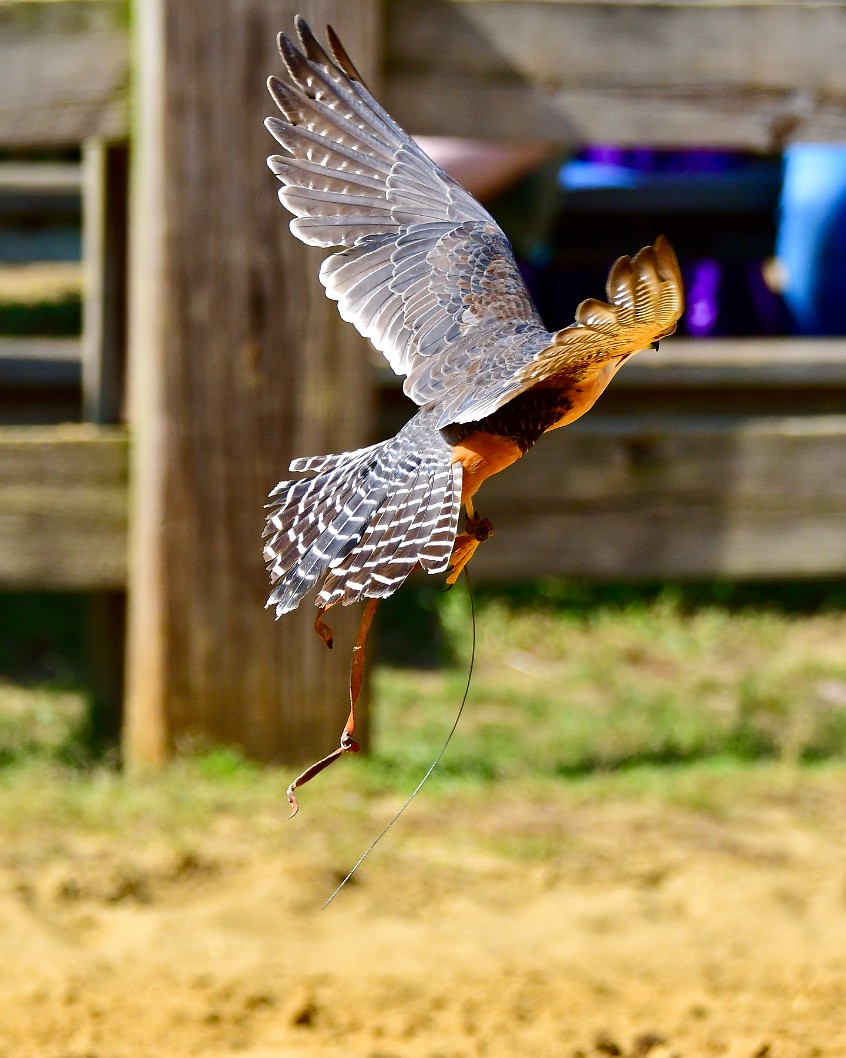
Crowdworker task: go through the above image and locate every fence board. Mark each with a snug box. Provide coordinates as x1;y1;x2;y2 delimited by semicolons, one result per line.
472;416;846;579
610;340;846;389
6;1;846;148
2;412;844;594
0;1;129;147
472;507;846;581
385;0;846;147
0;425;127;588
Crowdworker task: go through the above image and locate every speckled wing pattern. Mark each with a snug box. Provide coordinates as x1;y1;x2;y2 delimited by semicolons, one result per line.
265;18;555;420
266;19;684;432
437;236;685;425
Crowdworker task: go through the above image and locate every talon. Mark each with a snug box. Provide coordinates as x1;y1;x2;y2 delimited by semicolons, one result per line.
446;509;493;584
285;733;357;819
467;515;493;543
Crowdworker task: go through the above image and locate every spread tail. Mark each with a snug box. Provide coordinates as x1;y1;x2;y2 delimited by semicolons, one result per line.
264;411;462;615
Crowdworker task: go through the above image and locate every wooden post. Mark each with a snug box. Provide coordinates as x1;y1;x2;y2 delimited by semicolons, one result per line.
125;1;378;766
82;139;129;425
82;138;130;746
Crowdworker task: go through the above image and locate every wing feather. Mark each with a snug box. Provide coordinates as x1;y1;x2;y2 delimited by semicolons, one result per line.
435;236;685;426
267;19;684;428
266;17;550;398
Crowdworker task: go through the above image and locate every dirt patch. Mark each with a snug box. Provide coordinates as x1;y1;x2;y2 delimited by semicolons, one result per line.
1;787;845;1058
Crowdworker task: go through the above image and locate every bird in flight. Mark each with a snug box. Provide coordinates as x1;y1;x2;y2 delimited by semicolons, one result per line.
262;17;685;811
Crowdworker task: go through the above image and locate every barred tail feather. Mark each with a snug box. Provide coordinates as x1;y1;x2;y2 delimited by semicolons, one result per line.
283;441;382;477
418;462;460;572
264;413;462;616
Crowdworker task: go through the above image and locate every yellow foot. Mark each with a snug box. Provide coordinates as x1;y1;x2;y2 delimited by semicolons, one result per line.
446;512;493;585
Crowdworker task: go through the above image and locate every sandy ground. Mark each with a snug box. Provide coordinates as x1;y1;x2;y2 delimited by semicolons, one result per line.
1;781;845;1058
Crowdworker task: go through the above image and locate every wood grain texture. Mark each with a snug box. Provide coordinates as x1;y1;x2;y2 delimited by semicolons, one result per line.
470;415;846;579
0;425;127;588
7;0;846;148
610;340;846;389
378;339;846;392
0;0;129;146
125;1;378;767
2;411;846;596
384;0;846;147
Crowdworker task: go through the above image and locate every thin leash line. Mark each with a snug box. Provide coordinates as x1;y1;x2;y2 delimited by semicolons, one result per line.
322;570;477;909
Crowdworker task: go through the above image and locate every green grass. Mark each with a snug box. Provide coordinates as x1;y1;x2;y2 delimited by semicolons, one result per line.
0;592;90;767
1;582;846;835
0;750;844;851
370;581;846;782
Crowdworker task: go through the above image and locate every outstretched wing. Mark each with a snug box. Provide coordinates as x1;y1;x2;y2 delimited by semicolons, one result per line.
265;17;552;405
266;19;685;430
436;235;686;425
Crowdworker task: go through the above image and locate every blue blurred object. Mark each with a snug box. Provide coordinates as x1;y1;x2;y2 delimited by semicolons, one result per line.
560;159;641;190
777;145;846;335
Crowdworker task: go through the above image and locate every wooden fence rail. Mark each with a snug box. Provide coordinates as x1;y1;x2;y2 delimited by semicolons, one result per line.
3;410;846;591
0;424;126;588
3;343;846;590
476;415;846;581
3;1;846;149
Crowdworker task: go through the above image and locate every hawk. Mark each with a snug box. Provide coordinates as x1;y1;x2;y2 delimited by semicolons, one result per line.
262;18;685;808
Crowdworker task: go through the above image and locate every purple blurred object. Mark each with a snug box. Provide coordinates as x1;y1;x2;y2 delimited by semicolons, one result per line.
685;260;721;337
578;147;742;176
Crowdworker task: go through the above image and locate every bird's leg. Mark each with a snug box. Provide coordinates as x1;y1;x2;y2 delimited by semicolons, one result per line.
286;597;380;817
446;497;493;585
313;608;335;649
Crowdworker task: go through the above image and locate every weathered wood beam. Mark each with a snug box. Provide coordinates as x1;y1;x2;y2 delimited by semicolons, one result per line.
1;409;846;598
0;425;127;589
0;0;129;147
385;0;846;147
380;339;846;393
11;335;846;392
473;415;846;580
5;1;846;149
125;1;379;767
0;162;82;194
606;339;846;389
